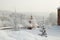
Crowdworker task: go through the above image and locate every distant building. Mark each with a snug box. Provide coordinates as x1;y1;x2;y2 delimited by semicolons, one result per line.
58;8;60;25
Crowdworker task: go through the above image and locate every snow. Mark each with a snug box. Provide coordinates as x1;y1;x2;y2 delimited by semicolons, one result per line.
0;30;16;40
0;26;60;40
8;30;42;40
0;30;42;40
17;24;24;28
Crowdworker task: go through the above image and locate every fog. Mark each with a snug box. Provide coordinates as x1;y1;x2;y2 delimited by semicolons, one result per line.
0;0;60;17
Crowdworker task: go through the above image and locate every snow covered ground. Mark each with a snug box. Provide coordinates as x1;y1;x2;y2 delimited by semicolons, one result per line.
0;25;60;40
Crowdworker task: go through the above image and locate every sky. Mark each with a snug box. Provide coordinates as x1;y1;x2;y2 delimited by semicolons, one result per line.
0;0;60;16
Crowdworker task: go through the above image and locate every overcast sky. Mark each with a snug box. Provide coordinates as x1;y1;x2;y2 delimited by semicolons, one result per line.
0;0;60;16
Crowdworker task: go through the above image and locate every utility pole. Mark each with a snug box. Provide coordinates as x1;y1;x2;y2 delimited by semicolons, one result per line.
13;8;18;31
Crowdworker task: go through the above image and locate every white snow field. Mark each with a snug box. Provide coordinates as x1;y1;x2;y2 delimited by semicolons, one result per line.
0;26;60;40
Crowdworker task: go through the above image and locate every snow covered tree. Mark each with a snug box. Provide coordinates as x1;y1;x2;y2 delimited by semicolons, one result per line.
48;12;57;26
9;13;26;30
39;17;47;37
9;13;18;30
